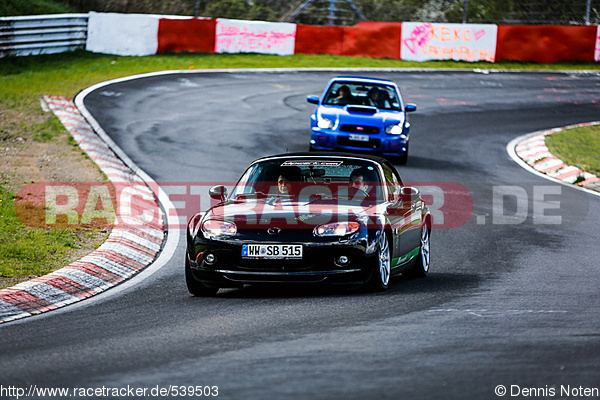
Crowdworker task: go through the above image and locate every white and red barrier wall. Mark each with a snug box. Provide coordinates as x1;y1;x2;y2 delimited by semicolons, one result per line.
86;11;600;63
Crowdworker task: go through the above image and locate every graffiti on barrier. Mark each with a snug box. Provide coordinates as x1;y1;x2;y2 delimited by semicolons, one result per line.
215;19;296;55
595;26;600;62
403;23;433;55
401;22;497;62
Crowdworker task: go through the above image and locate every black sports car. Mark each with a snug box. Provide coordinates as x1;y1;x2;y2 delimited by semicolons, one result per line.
185;153;431;295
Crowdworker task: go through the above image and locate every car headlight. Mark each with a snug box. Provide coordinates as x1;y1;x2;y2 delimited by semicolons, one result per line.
201;219;237;238
317;116;334;129
313;222;360;237
385;124;404;135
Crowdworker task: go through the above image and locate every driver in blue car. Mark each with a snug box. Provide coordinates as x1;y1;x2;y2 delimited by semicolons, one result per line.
367;87;389;108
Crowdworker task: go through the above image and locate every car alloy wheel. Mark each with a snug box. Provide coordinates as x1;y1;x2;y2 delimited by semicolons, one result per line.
379;232;391;286
404;225;430;278
420;226;430;273
369;231;390;291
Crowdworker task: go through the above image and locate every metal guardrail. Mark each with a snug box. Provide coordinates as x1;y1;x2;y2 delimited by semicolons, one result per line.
0;14;88;57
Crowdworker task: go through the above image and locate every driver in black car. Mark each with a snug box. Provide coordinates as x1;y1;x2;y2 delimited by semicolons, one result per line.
350;168;370;193
348;167;378;200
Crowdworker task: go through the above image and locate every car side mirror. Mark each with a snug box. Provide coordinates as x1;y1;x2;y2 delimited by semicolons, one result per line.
398;186;419;205
209;185;228;202
405;103;417;113
307;95;319;105
401;186;419;196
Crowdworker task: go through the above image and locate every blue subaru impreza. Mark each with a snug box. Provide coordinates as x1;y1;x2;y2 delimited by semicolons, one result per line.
307;76;416;165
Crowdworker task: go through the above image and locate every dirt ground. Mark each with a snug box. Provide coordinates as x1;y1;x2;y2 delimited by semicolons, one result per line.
0;106;111;289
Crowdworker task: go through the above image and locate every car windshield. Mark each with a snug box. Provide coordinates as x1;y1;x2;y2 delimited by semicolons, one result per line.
322;82;401;111
231;159;385;202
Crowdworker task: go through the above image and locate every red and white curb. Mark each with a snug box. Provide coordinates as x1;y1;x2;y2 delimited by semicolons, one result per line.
508;122;600;194
0;95;166;323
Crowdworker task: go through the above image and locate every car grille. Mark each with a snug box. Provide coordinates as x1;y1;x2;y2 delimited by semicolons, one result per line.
337;136;381;149
238;258;314;271
340;124;380;134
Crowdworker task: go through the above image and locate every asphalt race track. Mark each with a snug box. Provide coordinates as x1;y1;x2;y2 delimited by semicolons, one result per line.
1;70;600;399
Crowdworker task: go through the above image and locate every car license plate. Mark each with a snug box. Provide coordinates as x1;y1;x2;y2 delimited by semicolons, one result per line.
349;134;369;142
242;244;303;259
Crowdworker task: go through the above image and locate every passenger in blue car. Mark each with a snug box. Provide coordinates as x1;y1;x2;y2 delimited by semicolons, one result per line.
333;85;355;105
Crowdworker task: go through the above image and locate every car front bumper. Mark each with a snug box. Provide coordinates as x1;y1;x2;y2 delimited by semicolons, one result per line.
310;129;408;156
187;238;376;287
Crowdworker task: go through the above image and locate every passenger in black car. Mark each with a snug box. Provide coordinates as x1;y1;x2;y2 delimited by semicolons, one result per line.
277;166;302;196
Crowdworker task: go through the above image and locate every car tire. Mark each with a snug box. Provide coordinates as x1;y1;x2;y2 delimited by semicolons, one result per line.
367;231;391;291
389;147;408;165
404;225;430;278
185;257;219;296
397;144;409;165
397;152;408;165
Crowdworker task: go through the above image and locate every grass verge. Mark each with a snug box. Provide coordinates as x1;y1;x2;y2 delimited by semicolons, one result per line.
0;186;108;288
545;124;600;177
1;50;599;288
0;0;74;16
